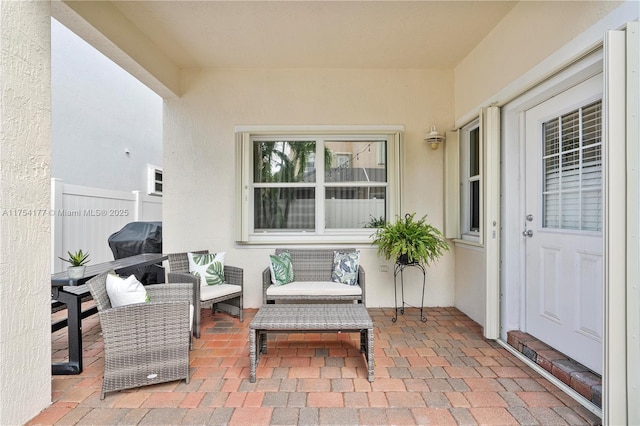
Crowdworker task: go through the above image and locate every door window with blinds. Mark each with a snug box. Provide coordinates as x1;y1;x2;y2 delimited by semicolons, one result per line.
542;100;602;231
237;128;402;243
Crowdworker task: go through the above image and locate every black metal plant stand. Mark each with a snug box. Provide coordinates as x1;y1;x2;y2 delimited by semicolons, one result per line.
392;261;427;322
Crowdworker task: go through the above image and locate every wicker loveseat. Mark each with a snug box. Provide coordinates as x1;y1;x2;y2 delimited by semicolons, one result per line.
262;248;365;305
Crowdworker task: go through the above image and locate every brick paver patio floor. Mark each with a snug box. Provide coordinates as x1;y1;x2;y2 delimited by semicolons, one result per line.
28;306;602;425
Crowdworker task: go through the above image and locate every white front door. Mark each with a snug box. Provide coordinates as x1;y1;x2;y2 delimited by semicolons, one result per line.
524;74;603;374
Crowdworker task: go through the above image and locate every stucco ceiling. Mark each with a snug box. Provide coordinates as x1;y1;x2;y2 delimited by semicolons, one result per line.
110;1;517;69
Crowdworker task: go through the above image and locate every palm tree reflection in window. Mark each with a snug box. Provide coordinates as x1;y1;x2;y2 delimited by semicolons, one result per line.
253;141;331;230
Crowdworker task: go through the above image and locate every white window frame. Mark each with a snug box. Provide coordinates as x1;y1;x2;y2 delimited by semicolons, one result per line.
235;125;403;244
460;118;482;243
147;164;163;196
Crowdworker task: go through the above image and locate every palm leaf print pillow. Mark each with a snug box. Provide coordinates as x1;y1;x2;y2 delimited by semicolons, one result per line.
331;251;360;286
269;252;295;286
187;252;226;286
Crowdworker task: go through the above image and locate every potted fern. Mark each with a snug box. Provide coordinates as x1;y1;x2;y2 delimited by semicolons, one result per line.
59;249;90;279
371;213;449;266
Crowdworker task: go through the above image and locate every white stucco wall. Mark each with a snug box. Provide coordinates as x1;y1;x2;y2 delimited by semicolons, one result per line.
50;18;162;193
455;0;622;122
453;244;485;327
451;0;630;333
0;1;52;424
164;68;456;309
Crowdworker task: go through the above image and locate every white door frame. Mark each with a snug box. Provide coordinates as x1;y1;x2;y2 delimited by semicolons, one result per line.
602;22;639;426
500;51;604;341
499;52;605;416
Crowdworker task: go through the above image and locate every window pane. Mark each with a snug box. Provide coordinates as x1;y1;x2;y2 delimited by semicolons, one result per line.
544;156;560;192
544;119;559;156
543;193;560;228
325;187;386;229
561;110;580;152
582;189;602;231
253;140;316;183
583;146;601;189
254;187;315;231
460;120;481;238
561;151;580;190
324;140;387;183
469;128;480;176
541;100;602;231
582;101;601;146
583;144;601;166
561;191;580;229
470;180;480;232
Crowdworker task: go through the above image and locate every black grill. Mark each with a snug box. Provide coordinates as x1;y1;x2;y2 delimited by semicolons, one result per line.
108;221;164;284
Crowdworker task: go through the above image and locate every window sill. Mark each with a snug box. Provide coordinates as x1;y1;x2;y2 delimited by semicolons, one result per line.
239;233;377;246
453;238;484;249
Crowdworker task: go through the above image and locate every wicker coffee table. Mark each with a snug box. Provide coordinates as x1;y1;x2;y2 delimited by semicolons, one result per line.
249;304;374;383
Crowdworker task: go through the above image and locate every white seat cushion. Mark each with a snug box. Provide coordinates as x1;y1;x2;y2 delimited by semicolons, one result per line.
200;283;242;302
190;305;194;331
266;281;362;297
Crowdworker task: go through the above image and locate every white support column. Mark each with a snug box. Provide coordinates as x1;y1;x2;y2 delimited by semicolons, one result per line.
603;27;628;426
484;106;501;339
0;1;52;424
624;21;640;426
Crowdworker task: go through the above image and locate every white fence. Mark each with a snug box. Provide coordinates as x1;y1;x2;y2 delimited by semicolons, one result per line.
325;198;385;228
51;179;162;273
257;198;385;229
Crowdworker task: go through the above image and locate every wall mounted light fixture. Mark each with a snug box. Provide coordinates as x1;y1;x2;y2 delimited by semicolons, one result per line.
424;125;445;150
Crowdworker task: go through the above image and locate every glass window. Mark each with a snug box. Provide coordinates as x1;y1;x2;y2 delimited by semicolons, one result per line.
460;120;481;241
324;140;387;229
147;165;163;196
253;140;316;184
542;100;602;232
237;128;401;243
470;129;480;176
253;187;315;231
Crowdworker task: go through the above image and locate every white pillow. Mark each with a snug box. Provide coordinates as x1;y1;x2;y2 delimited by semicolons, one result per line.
106;274;149;308
187;252;226;286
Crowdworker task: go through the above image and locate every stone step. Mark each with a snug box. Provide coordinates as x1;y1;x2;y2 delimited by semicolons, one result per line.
507;330;601;408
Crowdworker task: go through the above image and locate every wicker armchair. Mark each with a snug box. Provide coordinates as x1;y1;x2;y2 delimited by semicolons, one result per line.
167;251;244;338
86;271;192;400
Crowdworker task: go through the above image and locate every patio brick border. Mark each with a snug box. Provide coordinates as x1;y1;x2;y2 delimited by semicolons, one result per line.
507;330;601;408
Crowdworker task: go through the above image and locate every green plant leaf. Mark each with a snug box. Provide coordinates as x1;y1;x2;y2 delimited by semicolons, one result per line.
371;212;449;266
59;249;90;266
